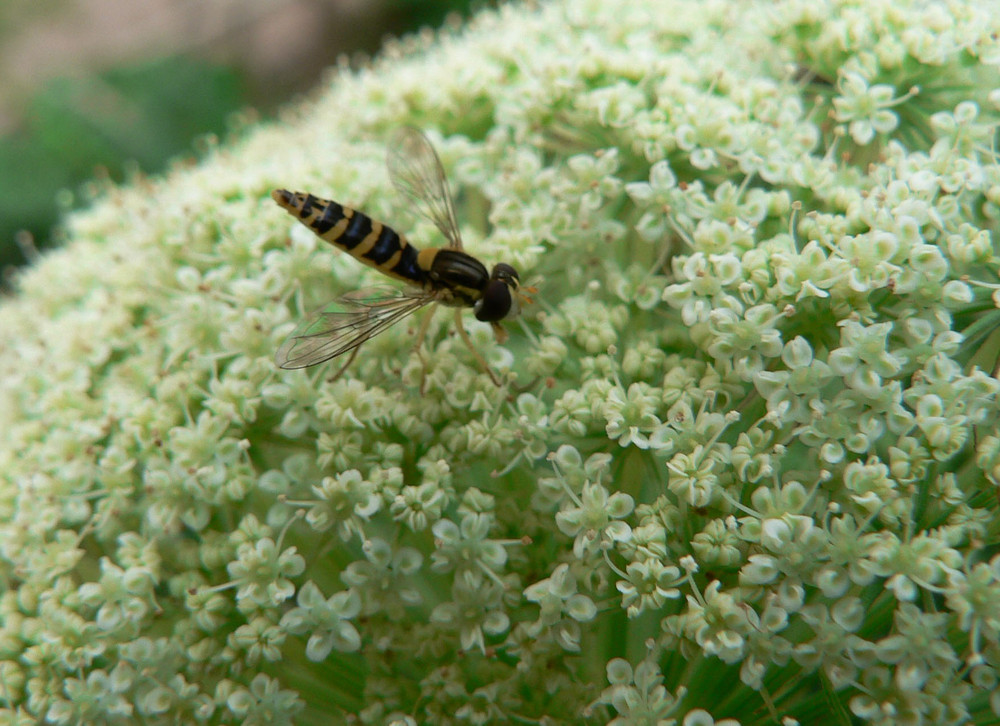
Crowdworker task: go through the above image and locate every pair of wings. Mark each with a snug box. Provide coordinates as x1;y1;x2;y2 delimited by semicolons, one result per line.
275;128;464;370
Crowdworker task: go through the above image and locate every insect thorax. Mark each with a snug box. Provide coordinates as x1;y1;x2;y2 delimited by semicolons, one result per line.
420;249;490;307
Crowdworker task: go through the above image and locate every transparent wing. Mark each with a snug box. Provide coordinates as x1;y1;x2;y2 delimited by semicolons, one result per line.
275;288;433;369
386;126;463;250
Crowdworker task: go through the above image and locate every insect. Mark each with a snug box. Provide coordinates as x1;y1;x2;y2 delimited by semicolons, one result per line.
272;127;527;384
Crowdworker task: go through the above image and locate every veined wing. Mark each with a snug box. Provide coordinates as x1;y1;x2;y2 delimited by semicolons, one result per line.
386;126;464;250
275;288;432;369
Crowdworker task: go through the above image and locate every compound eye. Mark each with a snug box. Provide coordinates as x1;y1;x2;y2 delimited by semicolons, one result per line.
474;280;514;322
492;263;520;286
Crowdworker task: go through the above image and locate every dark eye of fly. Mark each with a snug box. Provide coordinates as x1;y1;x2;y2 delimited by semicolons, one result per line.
492;263;519;286
474;280;513;322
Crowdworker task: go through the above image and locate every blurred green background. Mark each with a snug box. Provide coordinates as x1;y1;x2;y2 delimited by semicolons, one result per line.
0;0;480;275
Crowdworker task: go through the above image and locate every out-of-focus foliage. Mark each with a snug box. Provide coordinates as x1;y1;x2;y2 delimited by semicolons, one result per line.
0;0;485;274
0;56;245;270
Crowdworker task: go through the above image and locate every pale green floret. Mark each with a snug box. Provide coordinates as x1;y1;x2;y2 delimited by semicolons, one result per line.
430;514;508;575
523;563;598;651
555;482;635;558
281;582;361;661
340;537;423;617
429;567;511;651
603;382;662;448
4;0;1000;723
616;559;682;618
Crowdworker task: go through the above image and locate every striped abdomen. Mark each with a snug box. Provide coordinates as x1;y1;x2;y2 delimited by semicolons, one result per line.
272;189;425;285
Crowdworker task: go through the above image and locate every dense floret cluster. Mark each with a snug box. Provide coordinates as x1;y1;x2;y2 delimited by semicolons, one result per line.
2;0;1000;724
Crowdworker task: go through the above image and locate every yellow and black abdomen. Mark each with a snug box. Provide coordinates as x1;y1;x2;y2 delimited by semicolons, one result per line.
272;189;425;285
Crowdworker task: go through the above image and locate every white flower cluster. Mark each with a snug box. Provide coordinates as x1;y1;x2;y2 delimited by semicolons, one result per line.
1;0;1000;723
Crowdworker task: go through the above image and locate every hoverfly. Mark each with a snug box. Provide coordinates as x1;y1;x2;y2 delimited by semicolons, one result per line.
272;127;528;384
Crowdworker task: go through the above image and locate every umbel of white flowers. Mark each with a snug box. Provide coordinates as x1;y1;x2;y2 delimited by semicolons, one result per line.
2;0;1000;724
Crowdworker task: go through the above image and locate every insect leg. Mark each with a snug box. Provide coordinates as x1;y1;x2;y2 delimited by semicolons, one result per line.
413;306;437;395
326;345;362;383
453;309;503;387
490;322;509;344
